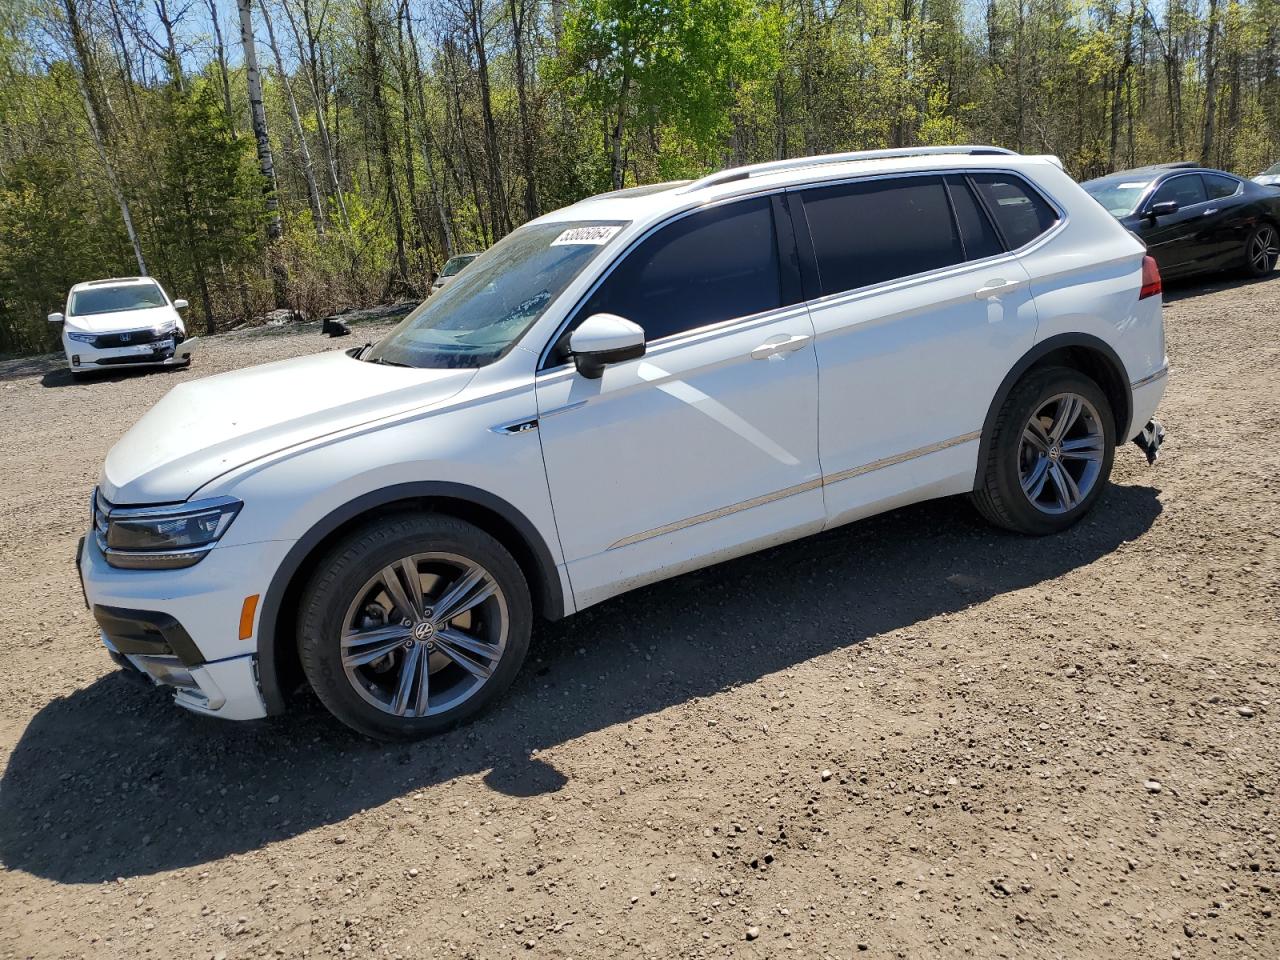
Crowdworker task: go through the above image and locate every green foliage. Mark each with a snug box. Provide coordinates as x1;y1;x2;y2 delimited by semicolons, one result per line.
558;0;781;186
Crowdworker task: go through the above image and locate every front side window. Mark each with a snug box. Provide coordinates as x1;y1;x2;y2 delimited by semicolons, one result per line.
969;173;1059;248
800;175;964;296
69;282;167;316
1150;175;1207;209
1203;173;1241;200
368;221;624;369
572;196;782;343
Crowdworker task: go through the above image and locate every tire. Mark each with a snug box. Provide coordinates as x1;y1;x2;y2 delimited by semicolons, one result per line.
297;513;532;740
971;366;1115;535
1242;222;1279;278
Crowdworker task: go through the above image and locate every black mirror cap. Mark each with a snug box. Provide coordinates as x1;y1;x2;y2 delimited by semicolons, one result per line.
573;341;646;380
1148;200;1179;218
322;318;351;338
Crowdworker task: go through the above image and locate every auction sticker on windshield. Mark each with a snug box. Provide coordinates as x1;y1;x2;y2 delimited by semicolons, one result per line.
551;225;621;246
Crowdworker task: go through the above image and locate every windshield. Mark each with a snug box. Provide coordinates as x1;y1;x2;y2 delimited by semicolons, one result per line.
440;255;477;277
1264;163;1280;176
366;221;625;369
1082;178;1152;217
69;282;167;316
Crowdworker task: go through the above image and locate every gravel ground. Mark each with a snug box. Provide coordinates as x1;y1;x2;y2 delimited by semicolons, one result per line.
0;279;1276;960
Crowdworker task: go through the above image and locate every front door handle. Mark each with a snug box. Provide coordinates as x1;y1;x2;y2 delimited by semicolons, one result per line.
1203;208;1217;216
975;278;1023;299
750;333;811;360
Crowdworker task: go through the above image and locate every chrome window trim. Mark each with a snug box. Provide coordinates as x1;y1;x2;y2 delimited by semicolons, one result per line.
1141;172;1212;213
536;165;1066;372
535;189;794;372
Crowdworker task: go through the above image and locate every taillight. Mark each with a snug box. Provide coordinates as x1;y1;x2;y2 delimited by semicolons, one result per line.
1139;255;1162;300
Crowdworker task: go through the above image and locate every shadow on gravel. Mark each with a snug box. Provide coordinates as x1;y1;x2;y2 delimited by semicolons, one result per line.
1160;269;1278;303
0;483;1162;883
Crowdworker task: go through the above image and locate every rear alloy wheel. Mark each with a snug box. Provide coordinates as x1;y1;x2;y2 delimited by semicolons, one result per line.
1017;393;1107;516
298;514;531;740
972;366;1115;535
1244;223;1279;278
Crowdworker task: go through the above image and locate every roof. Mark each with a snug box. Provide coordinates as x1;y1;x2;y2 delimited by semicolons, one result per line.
70;276;155;291
539;146;1065;227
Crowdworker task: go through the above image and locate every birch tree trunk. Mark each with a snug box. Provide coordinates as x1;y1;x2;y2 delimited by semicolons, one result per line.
237;0;288;305
238;0;284;244
262;0;325;233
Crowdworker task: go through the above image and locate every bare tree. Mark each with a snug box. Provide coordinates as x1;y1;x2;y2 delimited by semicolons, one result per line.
237;0;287;303
262;0;325;232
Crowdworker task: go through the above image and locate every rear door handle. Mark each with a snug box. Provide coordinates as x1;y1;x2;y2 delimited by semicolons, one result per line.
1203;208;1217;216
974;279;1023;299
750;333;811;360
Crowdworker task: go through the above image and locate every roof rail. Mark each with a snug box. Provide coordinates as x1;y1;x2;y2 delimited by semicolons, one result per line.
678;145;1020;194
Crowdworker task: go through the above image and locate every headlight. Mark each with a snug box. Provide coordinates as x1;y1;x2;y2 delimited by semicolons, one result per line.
94;491;242;569
67;332;96;344
154;320;178;335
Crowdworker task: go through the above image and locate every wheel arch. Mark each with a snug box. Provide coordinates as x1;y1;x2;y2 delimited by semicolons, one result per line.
974;333;1132;491
255;482;566;715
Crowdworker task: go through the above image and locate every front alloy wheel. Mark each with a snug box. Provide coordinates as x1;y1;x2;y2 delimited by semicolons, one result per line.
340;553;509;719
298;514;531;740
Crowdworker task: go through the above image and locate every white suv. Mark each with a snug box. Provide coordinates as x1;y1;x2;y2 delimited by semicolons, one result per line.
51;277;194;376
79;146;1168;740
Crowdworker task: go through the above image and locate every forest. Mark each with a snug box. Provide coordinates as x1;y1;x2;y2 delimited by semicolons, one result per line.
1;0;1277;354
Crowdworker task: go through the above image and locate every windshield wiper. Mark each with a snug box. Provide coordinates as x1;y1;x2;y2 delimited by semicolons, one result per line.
367;355;412;368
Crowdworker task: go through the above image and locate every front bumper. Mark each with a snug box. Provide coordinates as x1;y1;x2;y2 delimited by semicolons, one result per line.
79;534;292;721
65;332;194;370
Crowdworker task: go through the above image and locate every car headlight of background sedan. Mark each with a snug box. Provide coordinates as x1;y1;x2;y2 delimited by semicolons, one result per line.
95;493;242;569
66;331;97;344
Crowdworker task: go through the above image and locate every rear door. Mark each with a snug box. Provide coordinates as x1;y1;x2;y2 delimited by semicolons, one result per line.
794;171;1045;527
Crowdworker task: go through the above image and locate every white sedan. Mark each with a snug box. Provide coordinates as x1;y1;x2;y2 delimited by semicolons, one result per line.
50;277;196;376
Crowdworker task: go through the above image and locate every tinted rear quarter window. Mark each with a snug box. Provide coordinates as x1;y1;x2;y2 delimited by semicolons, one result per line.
946;176;1004;260
969;173;1059;248
1203;173;1241;200
575;196;782;342
800;175;964;296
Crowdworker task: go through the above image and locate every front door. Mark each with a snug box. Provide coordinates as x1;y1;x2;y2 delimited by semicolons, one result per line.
1135;173;1212;275
534;195;824;610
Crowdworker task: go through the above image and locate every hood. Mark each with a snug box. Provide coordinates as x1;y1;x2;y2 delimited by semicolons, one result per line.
64;306;178;334
102;350;475;504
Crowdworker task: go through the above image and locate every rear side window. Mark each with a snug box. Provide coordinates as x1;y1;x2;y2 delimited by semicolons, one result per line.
800;175;964;296
946;176;1004;260
969;173;1059;248
1150;174;1207;209
1203;173;1240;200
575;196;782;342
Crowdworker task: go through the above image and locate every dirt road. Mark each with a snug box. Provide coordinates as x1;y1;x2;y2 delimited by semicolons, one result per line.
0;279;1276;960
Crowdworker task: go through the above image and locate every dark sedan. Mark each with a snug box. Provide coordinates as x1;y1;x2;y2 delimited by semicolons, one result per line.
1081;162;1279;280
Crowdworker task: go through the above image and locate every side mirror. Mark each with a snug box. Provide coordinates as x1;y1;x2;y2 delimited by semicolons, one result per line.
47;312;64;324
569;313;645;379
173;299;189;310
1148;201;1179;219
